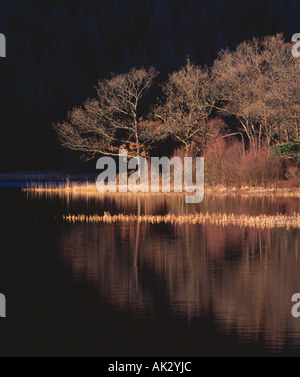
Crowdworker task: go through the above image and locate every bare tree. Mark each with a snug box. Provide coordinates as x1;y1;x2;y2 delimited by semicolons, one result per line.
212;34;300;150
212;37;268;150
268;43;300;142
54;67;158;159
154;59;215;153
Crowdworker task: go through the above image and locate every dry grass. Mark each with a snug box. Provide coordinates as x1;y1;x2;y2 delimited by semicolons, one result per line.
25;179;96;192
205;185;300;198
24;180;300;198
63;211;300;229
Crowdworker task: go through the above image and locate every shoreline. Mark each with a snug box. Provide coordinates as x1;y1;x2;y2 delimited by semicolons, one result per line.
0;172;298;197
23;181;300;197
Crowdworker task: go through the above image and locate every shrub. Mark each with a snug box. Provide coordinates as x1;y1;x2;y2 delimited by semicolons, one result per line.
274;139;300;165
204;139;284;187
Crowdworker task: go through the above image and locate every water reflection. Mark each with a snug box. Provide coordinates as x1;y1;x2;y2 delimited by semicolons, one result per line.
42;192;300;352
27;190;300;216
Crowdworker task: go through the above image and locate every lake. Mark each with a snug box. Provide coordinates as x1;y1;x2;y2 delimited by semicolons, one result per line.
0;186;299;356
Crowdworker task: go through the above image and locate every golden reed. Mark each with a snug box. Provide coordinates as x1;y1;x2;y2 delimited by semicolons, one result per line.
25;181;300;198
63;211;300;229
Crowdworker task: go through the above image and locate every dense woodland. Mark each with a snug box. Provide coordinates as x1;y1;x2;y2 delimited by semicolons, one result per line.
1;0;300;172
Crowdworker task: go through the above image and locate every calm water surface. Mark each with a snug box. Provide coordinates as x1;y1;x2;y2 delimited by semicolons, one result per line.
0;187;299;356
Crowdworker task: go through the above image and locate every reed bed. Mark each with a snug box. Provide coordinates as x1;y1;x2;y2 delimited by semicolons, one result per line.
24;179;300;198
63;211;300;229
25;179;96;192
205;186;300;198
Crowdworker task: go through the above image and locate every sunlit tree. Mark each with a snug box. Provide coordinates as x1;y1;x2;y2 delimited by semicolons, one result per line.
54;67;158;159
154;59;216;153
